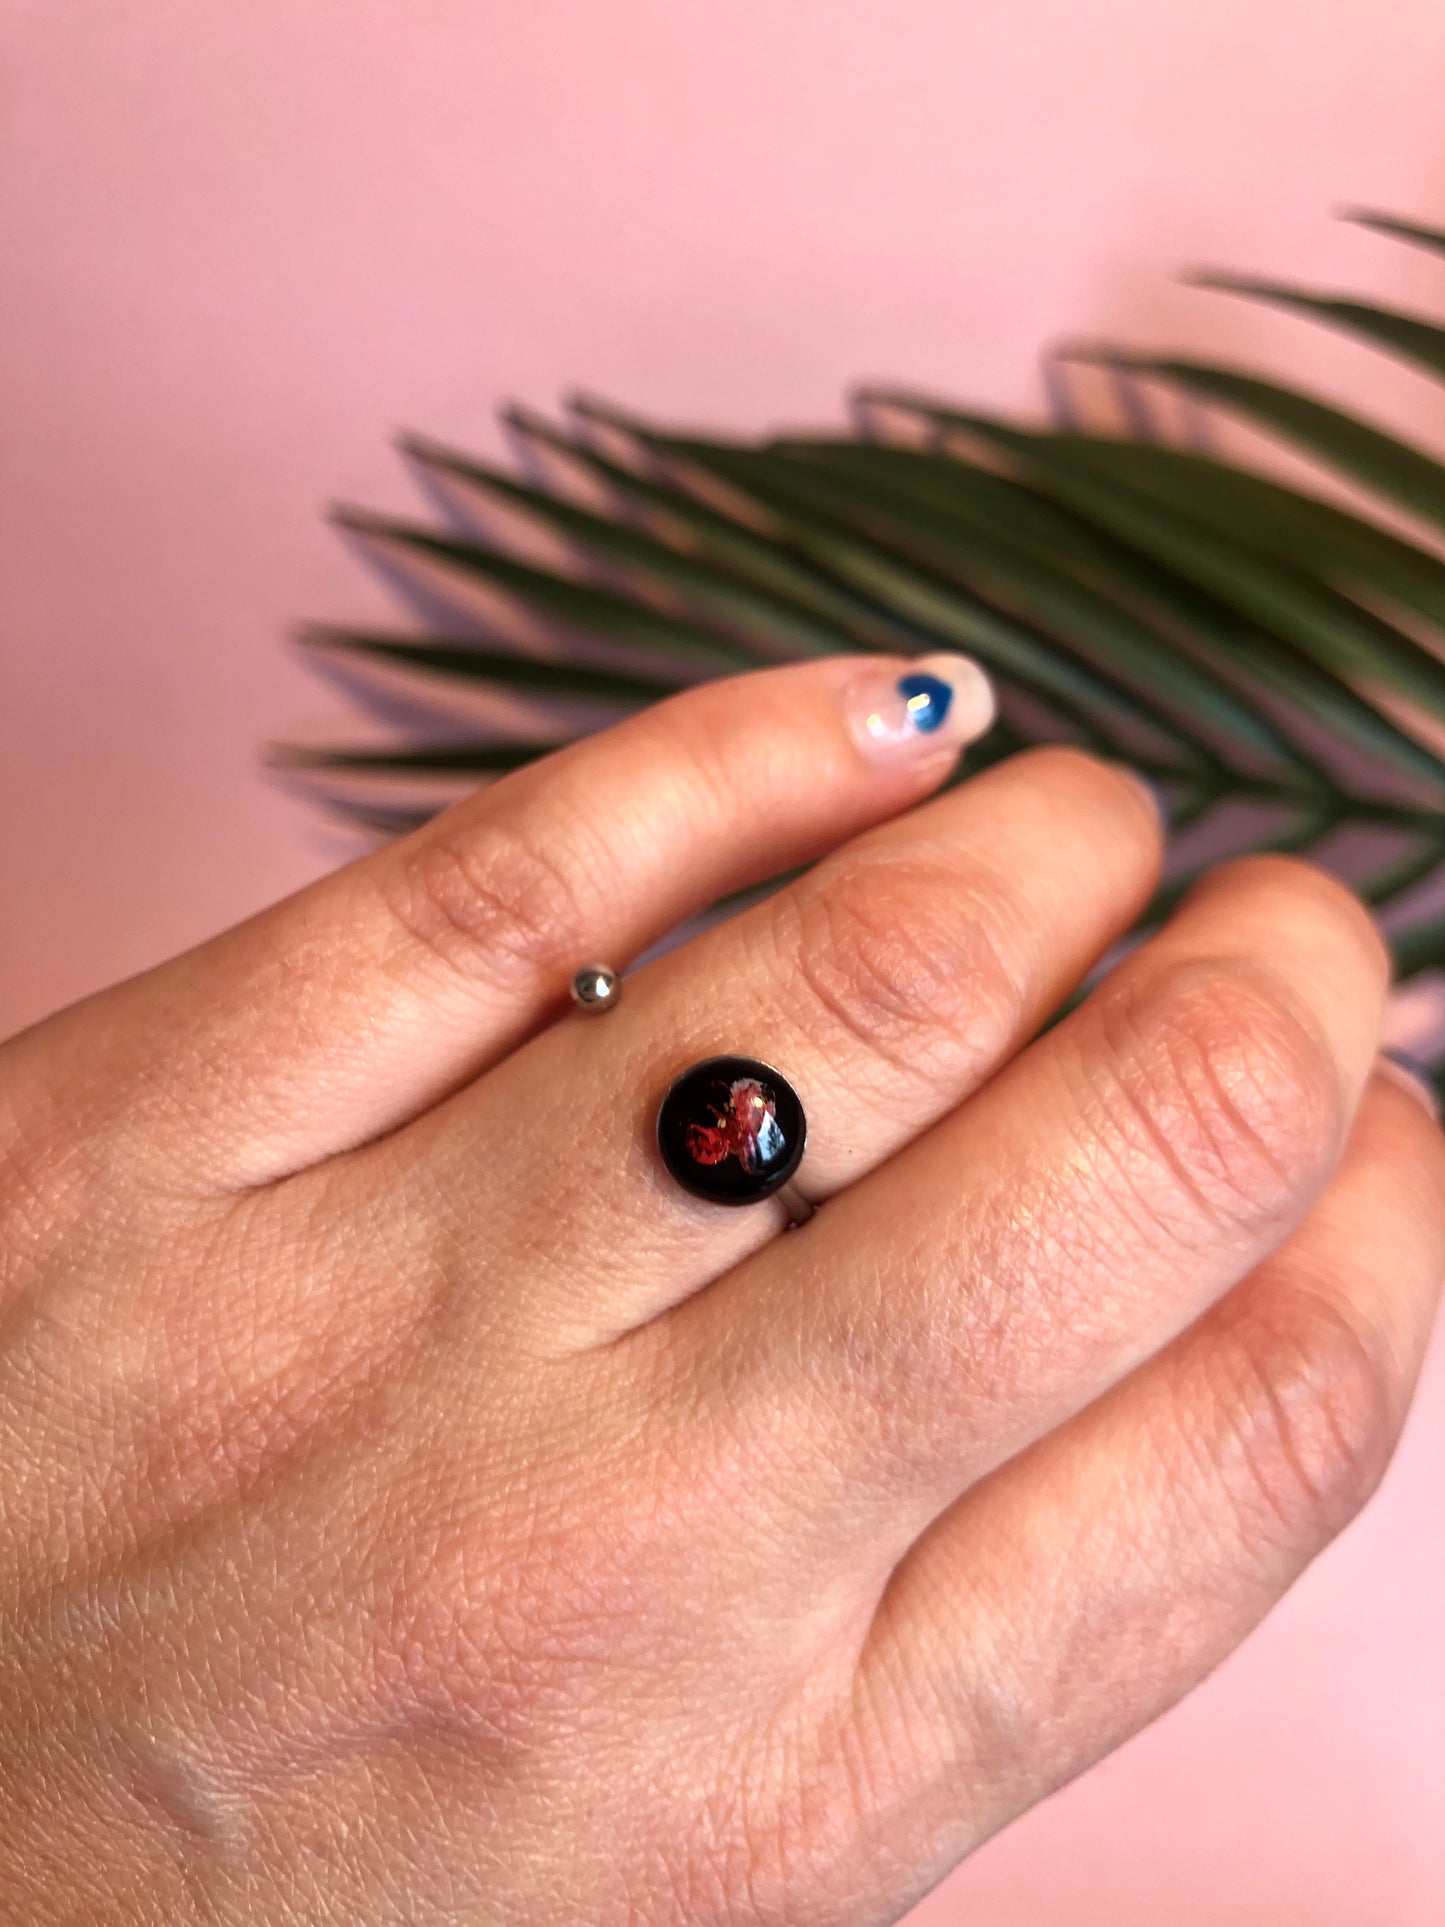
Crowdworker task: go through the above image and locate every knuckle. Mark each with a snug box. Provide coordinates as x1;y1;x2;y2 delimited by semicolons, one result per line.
375;815;590;992
778;850;1029;1088
1093;955;1345;1238
1208;1289;1398;1551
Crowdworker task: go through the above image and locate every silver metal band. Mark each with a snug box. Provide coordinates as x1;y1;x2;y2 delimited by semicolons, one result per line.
570;962;620;1012
775;1180;815;1227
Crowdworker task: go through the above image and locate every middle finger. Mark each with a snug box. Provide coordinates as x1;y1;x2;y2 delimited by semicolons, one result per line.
375;746;1162;1348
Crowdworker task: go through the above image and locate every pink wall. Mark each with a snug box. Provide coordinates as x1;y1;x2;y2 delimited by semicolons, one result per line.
3;4;1444;1918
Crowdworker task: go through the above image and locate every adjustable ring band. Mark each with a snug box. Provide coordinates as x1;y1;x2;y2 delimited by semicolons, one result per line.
570;962;620;1012
656;1055;813;1227
772;1180;815;1227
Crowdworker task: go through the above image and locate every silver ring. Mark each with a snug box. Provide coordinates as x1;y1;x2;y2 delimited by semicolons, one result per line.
570;962;620;1012
773;1179;815;1228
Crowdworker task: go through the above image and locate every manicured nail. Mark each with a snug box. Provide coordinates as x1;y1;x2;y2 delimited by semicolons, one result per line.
843;653;996;765
1380;1048;1440;1119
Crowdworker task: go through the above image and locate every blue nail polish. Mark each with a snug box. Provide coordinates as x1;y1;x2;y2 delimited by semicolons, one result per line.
896;672;954;733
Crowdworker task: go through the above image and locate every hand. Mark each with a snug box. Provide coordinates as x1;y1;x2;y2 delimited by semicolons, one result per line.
1;652;1440;1925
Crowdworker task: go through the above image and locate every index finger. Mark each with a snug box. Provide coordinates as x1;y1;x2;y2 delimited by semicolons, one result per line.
1;653;994;1192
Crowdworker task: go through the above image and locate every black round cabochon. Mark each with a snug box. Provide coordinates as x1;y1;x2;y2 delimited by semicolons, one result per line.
656;1055;806;1205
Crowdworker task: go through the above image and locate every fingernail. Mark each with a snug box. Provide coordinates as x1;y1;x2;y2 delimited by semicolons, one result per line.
843;653;996;766
1380;1048;1440;1118
1107;763;1169;829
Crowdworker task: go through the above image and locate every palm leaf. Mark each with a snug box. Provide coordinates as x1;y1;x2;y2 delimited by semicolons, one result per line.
1034;356;1445;531
286;204;1445;1093
1343;208;1445;260
1188;272;1445;382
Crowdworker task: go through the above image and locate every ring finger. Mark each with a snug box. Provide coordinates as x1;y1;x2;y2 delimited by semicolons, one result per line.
369;745;1163;1348
649;854;1389;1591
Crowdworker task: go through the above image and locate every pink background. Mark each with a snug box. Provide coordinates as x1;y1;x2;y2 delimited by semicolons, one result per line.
3;4;1444;1919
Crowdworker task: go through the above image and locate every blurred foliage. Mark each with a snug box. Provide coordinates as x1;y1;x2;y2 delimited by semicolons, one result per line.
281;208;1445;1085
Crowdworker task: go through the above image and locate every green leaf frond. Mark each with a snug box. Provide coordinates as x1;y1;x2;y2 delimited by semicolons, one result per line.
283;206;1445;1087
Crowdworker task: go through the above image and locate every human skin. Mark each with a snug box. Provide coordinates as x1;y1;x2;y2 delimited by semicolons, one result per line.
0;650;1441;1924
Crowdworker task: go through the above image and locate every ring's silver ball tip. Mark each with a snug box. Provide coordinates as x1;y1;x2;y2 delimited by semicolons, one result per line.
570;963;620;1011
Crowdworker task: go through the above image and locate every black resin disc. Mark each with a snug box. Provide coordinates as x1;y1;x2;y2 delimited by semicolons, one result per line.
656;1055;806;1205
